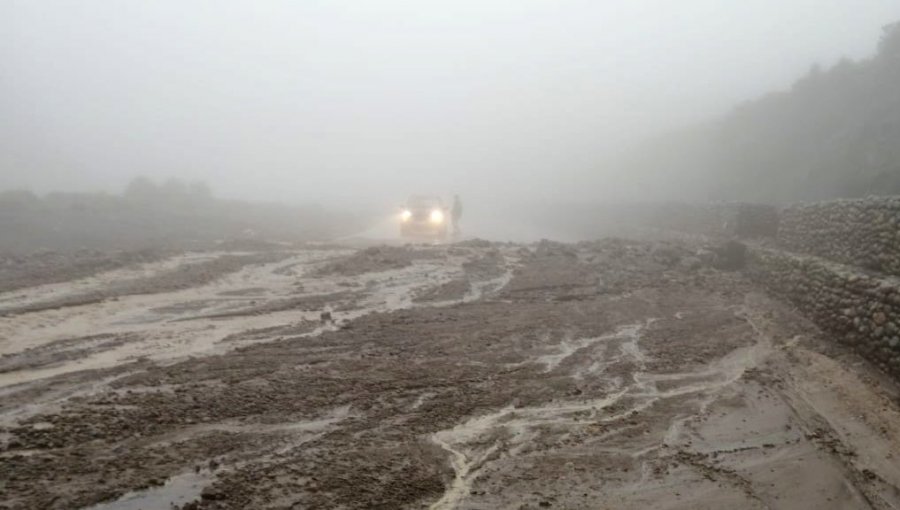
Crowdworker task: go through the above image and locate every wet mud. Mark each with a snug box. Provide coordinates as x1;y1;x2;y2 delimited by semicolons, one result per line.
1;240;899;509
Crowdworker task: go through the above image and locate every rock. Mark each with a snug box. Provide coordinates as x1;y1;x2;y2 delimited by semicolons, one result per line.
677;256;701;270
711;241;747;271
696;249;716;265
201;485;226;501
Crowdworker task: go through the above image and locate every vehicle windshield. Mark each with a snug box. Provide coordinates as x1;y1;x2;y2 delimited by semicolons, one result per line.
407;196;443;210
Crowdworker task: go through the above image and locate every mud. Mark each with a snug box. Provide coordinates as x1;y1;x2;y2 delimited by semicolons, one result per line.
0;252;293;317
0;249;167;294
1;240;899;509
314;246;442;277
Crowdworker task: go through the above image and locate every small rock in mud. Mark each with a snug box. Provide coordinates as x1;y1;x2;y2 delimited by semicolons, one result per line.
711;240;747;270
201;485;226;500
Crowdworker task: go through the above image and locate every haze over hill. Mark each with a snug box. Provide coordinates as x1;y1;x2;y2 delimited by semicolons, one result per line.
617;22;900;204
3;1;900;212
0;178;366;254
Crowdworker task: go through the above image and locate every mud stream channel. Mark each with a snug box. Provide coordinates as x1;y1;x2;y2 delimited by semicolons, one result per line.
2;240;900;509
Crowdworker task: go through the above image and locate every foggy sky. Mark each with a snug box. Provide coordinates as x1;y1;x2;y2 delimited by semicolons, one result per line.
3;1;900;206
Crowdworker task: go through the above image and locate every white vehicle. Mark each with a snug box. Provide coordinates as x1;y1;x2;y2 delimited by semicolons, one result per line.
399;195;449;240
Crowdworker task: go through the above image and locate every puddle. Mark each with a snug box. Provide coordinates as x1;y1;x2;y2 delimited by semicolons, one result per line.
88;470;215;510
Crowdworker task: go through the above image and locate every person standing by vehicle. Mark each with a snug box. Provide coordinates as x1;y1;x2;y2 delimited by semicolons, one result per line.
451;194;463;238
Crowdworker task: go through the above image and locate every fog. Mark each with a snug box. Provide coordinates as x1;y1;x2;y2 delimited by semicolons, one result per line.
8;5;900;506
4;1;899;209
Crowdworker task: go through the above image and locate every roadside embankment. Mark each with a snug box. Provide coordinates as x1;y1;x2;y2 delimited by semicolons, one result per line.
645;196;900;382
777;197;900;277
524;201;780;241
749;247;900;380
649;202;779;238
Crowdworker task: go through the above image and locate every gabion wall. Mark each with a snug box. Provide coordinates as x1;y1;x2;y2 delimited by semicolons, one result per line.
778;197;900;277
750;248;900;380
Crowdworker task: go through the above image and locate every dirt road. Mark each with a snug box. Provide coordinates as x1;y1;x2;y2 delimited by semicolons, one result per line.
2;240;899;509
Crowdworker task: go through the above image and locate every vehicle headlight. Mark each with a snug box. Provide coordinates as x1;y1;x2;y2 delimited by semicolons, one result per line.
401;209;412;222
430;209;444;224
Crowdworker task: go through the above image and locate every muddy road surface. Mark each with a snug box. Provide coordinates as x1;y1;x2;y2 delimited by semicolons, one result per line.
1;240;900;509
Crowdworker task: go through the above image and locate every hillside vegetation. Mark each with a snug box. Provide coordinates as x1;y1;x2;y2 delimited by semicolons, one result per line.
624;22;900;204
